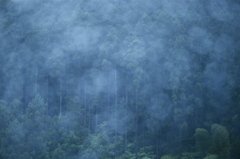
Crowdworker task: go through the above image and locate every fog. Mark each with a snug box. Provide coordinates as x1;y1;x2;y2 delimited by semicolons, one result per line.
0;0;240;159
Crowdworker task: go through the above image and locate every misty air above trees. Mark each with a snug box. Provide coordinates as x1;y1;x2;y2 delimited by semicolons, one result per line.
0;0;240;159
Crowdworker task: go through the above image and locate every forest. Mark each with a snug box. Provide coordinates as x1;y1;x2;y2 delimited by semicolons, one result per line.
0;0;240;159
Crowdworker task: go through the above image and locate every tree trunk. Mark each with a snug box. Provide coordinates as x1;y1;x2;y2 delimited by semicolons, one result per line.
59;77;63;116
108;83;110;116
180;128;182;150
35;69;38;94
46;75;49;116
84;77;87;127
114;64;117;159
88;99;91;132
135;90;139;159
124;84;128;152
157;134;159;157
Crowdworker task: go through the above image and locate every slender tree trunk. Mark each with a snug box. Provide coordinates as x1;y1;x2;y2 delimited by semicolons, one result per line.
22;68;28;113
35;69;38;94
143;129;145;152
114;64;117;129
46;75;49;116
124;84;128;152
59;61;66;116
88;99;91;132
180;128;182;150
95;97;98;133
135;90;139;159
84;77;87;127
59;77;63;116
167;133;169;154
108;83;110;116
114;64;117;159
45;74;49;130
195;106;198;127
157;134;159;157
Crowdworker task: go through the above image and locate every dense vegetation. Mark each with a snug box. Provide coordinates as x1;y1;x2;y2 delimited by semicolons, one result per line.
0;0;240;158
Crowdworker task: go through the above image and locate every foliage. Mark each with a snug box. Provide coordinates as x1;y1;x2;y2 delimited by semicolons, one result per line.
194;128;211;155
210;124;230;159
161;155;178;159
0;0;239;159
180;152;201;159
203;154;218;159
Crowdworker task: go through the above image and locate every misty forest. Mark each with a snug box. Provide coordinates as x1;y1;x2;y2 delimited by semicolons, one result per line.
0;0;240;159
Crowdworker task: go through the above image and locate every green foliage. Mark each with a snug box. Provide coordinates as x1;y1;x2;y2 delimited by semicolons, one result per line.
0;100;9;130
52;145;67;159
194;128;210;155
211;124;230;159
117;145;155;159
139;146;156;158
9;99;23;119
203;154;218;159
81;133;112;159
161;154;178;159
193;125;230;159
0;0;240;159
27;94;46;119
180;152;201;159
60;131;82;156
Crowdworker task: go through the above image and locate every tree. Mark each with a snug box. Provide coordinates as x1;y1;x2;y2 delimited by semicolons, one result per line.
52;145;67;159
194;128;210;156
25;94;48;158
211;124;230;159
